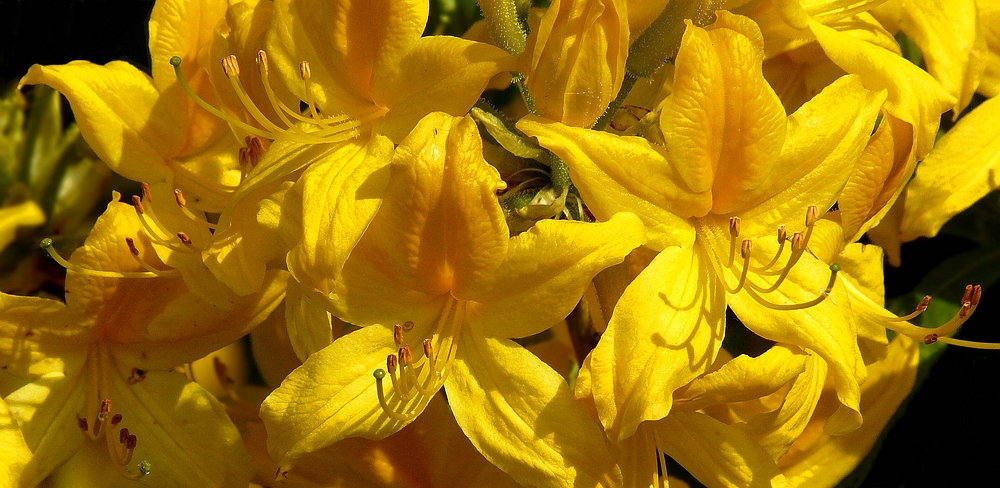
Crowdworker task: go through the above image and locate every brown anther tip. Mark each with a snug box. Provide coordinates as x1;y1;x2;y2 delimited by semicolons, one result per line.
961;284;973;304
924;333;939;345
222;55;240;77
729;217;741;237
740;239;753;259
423;339;433;358
126;435;137;450
256;50;269;72
173;188;187;208
101;399;112;414
177;232;192;245
386;354;398;374
805;205;819;226
790;232;805;252
140;182;152;202
393;324;405;347
125;237;140;256
120;428;130;444
916;295;932;311
299;61;311;80
972;285;982;306
777;225;787;243
77;417;89;431
400;345;413;366
111;414;123;426
131;195;145;214
959;301;972;319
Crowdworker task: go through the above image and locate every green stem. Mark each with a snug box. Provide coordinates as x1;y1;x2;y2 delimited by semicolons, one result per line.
591;72;637;131
477;0;527;54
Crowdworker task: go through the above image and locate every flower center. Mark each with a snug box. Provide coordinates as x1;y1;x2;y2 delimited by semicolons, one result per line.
372;300;463;421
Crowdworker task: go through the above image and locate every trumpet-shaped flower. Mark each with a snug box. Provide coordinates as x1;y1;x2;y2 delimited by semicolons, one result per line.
0;194;286;486
519;12;885;442
261;112;644;487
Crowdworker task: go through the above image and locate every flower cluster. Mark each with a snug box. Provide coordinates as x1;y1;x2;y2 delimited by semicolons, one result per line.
2;0;999;487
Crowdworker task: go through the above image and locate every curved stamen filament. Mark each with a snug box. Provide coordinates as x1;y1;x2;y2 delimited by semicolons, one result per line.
373;369;418;422
124;238;182;278
173;189;217;230
170;56;369;145
40;239;170;279
743;264;841;311
722;239;754;294
878;285;991;348
751;225;786;272
727;217;741;268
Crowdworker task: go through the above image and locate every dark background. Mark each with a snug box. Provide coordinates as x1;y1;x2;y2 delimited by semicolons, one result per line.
3;1;999;486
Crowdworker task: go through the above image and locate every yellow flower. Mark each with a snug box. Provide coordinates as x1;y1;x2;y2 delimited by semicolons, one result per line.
0;397;31;488
261;112;644;487
0;201;45;253
0;194;286;486
19;0;244;212
519;12;885;441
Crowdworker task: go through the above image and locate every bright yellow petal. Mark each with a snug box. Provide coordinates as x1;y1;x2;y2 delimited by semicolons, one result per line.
590;244;726;442
656;410;790;488
0;397;31;488
838;114;916;243
20;62;178;184
892;0;985;113
899;94;1000;241
518;116;702;250
465;212;644;339
284;277;335;362
673;345;807;411
108;369;254;487
810;19;954;158
372;36;515;142
261;323;436;473
778;335;918;487
0;293;89;377
281;137;393;297
445;328;621;488
737;74;885;237
979;3;1000;97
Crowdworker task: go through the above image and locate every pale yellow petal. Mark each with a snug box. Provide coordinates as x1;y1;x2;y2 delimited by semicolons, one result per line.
0;201;45;251
673;345;807;411
0;397;31;488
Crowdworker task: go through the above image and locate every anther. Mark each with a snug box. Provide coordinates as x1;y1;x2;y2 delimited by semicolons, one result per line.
423;339;434;359
119;428;130;444
386;354;398;375
222;55;241;77
126;238;140;256
140;182;153;203
131;195;145;214
924;333;939;345
971;285;982;306
299;61;311;80
126;434;137;450
960;285;973;306
111;414;123;426
77;417;89;431
805;205;819;227
729;217;741;238
174;189;187;208
776;225;786;243
99;399;112;420
399;345;413;367
255;50;269;75
177;232;192;245
393;324;405;348
790;232;805;253
917;295;932;311
740;239;753;259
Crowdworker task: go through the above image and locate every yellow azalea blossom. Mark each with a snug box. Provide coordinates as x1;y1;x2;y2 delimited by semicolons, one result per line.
264;0;515;143
0;194;286;486
520;12;885;441
519;0;629;127
19;0;244;212
261;112;644;487
979;2;1000;97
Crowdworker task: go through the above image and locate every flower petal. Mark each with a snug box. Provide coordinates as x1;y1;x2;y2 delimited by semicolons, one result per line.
590;243;726;442
465;212;644;339
518;116;701;250
0;201;45;251
0;397;31;486
445;328;621;488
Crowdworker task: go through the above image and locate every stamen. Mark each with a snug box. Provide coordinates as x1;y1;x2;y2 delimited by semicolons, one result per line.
744;264;841;311
111;414;123;426
125;238;182;278
752;225;788;272
394;324;405;348
177;232;193;246
373;369;418;422
40;238;178;279
170;56;367;145
78;417;89;432
723;239;753;294
728;217;741;268
173;189;217;230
